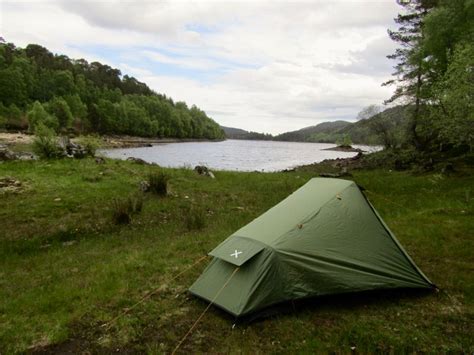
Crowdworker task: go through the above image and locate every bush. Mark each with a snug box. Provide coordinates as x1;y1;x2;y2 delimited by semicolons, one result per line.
32;123;63;159
27;101;58;133
147;171;169;196
111;194;143;225
184;205;206;231
336;134;352;147
76;135;101;157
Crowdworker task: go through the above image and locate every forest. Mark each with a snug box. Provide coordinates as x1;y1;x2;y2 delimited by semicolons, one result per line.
0;41;225;140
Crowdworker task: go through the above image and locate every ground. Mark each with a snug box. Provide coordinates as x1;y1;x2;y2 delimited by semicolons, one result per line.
0;156;473;353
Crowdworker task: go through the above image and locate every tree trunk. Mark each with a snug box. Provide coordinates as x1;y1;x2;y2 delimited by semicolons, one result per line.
411;65;423;151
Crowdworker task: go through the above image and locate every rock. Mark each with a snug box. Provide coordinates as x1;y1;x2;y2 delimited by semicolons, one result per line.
0;177;25;194
66;141;87;158
126;157;148;165
0;146;18;161
194;165;215;178
139;180;150;192
194;165;209;175
95;157;106;164
17;152;35;160
441;162;455;175
319;168;352;178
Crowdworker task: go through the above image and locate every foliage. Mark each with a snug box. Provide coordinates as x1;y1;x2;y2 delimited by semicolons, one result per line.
147;171;169;196
76;135;101;157
45;96;73;131
385;0;474;152
27;101;58;132
335;134;352;147
32;122;62;159
0;42;225;140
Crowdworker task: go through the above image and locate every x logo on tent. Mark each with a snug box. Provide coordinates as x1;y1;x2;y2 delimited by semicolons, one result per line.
230;250;242;259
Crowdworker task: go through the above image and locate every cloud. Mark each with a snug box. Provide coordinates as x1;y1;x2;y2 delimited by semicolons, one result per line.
1;0;401;134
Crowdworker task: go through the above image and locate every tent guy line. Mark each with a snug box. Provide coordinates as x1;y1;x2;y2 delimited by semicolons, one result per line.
172;266;240;355
101;254;210;331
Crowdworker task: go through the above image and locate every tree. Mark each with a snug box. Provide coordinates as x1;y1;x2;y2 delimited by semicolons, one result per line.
27;101;58;132
46;97;73;130
384;0;437;150
357;105;383;121
432;43;474;150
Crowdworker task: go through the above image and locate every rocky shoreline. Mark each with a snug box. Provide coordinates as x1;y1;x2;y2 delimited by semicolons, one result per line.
322;145;365;153
101;135;224;148
0;132;224;150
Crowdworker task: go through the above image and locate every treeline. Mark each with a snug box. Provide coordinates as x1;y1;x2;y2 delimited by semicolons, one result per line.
0;41;224;139
384;0;473;153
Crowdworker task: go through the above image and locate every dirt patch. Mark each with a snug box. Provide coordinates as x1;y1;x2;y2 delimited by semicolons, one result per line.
0;132;34;145
0;177;28;194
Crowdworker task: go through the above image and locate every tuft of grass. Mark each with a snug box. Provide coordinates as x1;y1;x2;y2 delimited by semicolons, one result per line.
147;171;169;196
111;194;144;225
183;205;207;231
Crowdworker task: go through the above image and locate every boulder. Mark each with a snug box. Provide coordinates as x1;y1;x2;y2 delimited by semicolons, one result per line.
66;141;87;158
194;165;215;178
139;180;150;192
0;145;17;161
127;157;148;165
95;157;106;164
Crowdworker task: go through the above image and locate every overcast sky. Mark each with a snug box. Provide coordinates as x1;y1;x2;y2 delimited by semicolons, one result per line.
1;0;402;134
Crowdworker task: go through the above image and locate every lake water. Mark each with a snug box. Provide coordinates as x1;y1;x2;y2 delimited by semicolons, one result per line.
99;140;380;172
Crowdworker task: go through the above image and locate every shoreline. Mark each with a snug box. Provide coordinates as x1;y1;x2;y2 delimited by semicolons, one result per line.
0;131;224;149
101;135;225;148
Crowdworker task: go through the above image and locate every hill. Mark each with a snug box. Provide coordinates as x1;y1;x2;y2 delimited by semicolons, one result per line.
220;125;273;140
274;120;351;142
272;106;407;146
339;106;407;146
0;41;224;139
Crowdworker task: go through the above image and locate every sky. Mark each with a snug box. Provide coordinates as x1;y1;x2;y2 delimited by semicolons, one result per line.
0;0;402;134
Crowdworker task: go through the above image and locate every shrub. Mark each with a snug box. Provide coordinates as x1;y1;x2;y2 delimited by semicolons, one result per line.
147;171;169;196
184;205;206;231
76;135;101;157
27;101;58;133
111;194;143;225
32;123;63;159
336;134;352;147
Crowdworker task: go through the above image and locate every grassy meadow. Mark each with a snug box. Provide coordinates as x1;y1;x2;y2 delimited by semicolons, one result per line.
0;156;473;353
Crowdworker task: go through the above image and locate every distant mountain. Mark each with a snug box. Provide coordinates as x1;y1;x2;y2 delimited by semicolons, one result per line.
274;120;351;142
338;106;407;145
221;126;249;137
221;106;407;145
220;126;273;140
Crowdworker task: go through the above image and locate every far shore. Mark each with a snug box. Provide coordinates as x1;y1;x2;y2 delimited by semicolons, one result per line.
0;132;224;149
0;131;374;151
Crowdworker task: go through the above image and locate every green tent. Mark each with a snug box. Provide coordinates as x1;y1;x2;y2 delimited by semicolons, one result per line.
189;178;434;317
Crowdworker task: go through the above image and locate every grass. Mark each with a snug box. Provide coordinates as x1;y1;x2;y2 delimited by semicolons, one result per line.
0;157;473;353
